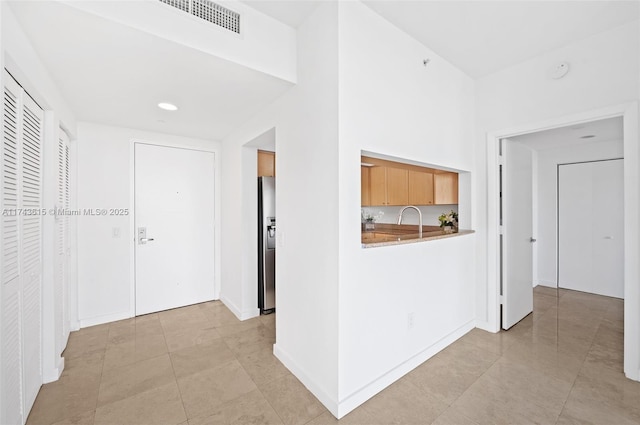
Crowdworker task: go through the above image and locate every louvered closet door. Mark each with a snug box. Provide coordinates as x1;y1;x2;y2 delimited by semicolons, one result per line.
2;70;24;425
55;129;70;354
21;91;43;415
1;71;43;425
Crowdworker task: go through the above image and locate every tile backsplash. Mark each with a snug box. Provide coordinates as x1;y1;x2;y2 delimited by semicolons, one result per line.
362;205;458;227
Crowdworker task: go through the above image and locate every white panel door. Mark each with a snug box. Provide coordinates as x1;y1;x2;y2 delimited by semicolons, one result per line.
502;141;534;330
135;143;215;315
559;159;624;298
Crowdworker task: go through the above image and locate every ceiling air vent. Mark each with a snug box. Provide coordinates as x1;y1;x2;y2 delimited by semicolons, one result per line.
159;0;241;34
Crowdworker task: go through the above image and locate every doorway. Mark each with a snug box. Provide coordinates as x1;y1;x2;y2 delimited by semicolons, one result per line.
487;103;639;381
500;120;624;330
241;127;276;318
134;142;216;315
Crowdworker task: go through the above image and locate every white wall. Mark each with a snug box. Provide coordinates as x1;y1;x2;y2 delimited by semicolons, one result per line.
475;20;639;329
2;4;76;132
336;2;476;416
76;122;221;327
475;20;640;380
2;3;78;383
64;0;297;83
220;3;476;416
535;139;623;287
219;1;340;413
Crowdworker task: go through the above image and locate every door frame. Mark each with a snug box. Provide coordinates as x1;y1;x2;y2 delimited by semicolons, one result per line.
128;138;221;318
486;102;639;381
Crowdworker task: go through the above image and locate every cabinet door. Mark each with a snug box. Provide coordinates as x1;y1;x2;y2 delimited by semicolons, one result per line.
369;167;387;205
361;166;371;206
257;151;275;177
434;173;458;204
386;167;409;206
408;171;434;205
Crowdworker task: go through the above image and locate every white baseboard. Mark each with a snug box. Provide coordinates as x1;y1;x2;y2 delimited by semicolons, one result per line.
220;295;259;321
79;311;131;328
335;319;475;418
273;320;475;419
43;356;64;384
475;320;499;333
273;344;339;417
537;280;557;288
625;367;640;382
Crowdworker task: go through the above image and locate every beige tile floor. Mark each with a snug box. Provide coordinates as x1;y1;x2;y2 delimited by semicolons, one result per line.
27;287;640;425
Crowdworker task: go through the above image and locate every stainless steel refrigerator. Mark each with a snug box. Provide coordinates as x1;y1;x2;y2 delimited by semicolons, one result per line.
258;177;276;314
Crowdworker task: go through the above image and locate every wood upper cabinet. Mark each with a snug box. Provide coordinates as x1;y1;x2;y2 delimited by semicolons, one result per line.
257;150;275;177
386;167;409;205
434;172;458;204
408;170;434;205
369;166;408;206
369;166;387;205
360;156;459;206
361;166;371;206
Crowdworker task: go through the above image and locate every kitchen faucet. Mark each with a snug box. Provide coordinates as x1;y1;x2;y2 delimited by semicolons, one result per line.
396;205;422;238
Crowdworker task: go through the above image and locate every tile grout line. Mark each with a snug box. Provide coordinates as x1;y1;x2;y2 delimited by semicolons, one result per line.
552;313;603;425
219;323;290;425
164;305;240;423
87;325;111;425
164;323;193;425
430;342;503;425
444;290;574;425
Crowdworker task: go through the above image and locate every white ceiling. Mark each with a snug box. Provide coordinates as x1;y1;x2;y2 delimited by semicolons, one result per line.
8;1;638;141
241;0;321;28
512;117;623;151
8;1;294;141
363;1;640;78
242;1;639;78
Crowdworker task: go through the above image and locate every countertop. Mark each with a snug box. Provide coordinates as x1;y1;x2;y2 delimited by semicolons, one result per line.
361;223;474;248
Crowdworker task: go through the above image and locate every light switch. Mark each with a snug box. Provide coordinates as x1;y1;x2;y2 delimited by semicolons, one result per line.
112;227;121;238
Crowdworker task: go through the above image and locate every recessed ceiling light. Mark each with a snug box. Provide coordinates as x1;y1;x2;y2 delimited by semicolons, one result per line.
580;135;596;139
158;102;178;111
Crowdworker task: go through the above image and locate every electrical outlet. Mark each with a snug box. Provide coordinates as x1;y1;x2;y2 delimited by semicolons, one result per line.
407;312;415;330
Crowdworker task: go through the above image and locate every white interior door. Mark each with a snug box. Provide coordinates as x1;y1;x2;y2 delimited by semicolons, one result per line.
559;159;624;298
135;143;215;315
502;140;534;330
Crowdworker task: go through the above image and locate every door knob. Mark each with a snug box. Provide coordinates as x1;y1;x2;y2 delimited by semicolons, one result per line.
530;237;537;243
